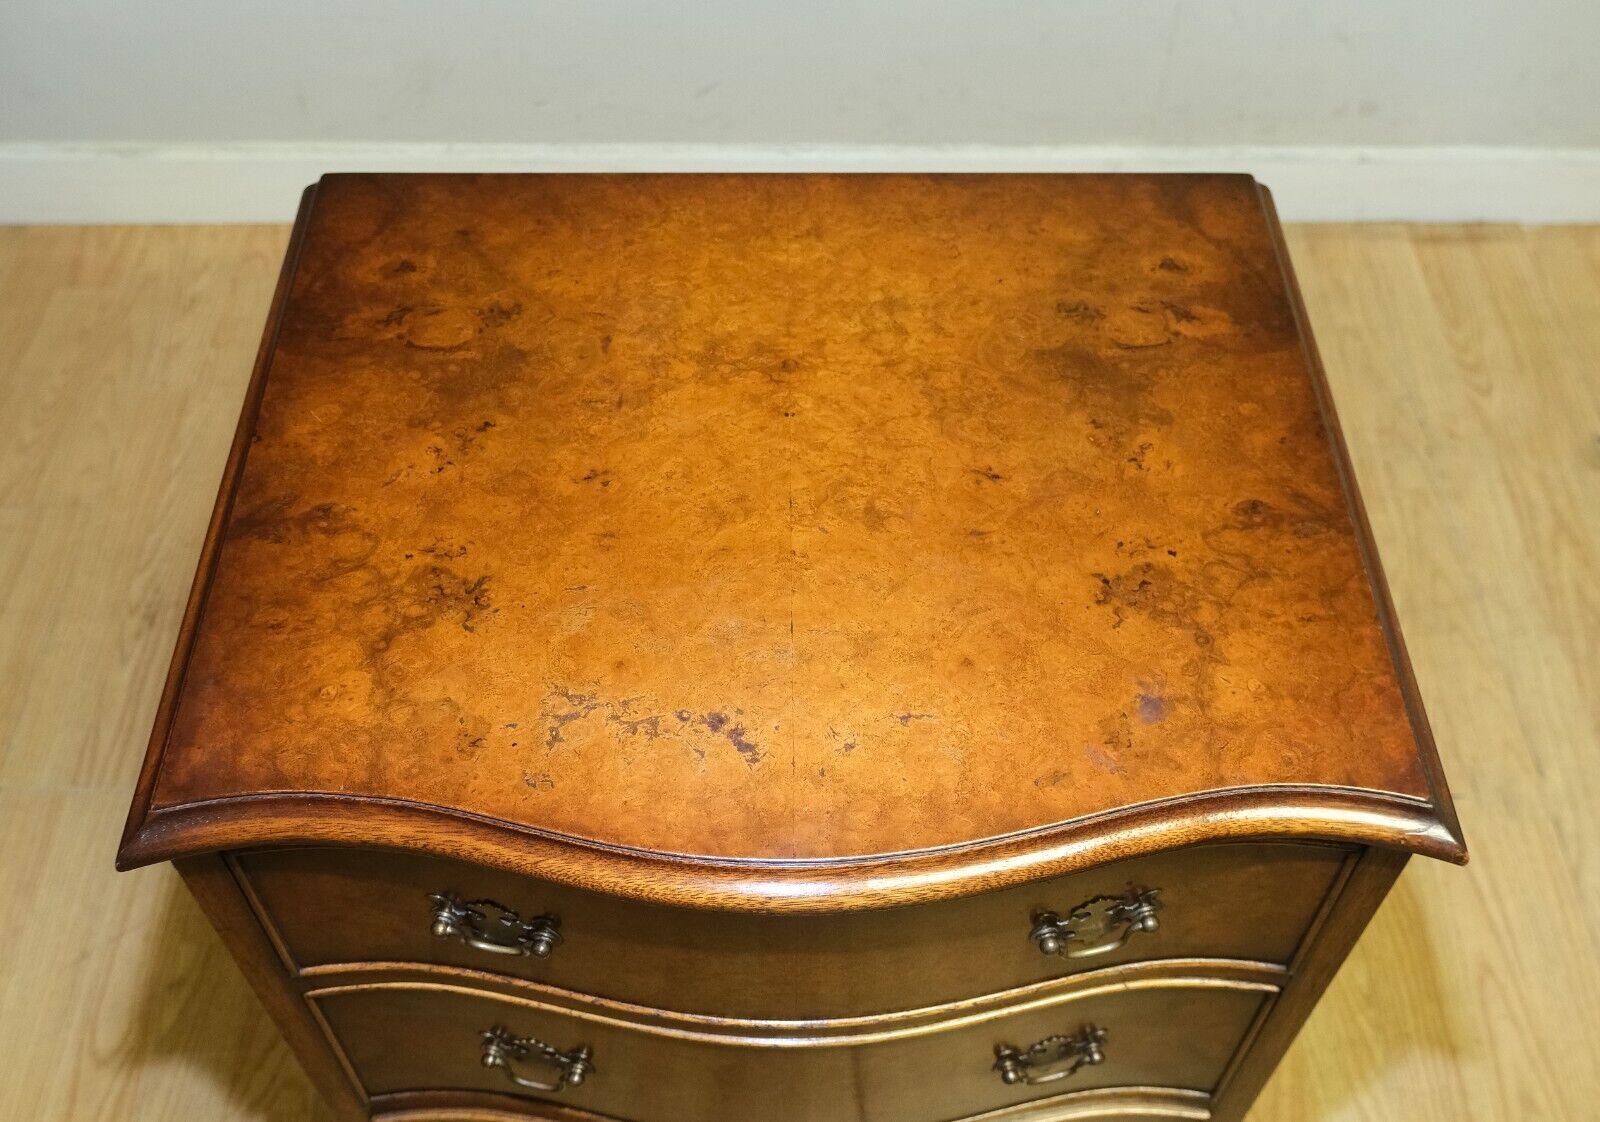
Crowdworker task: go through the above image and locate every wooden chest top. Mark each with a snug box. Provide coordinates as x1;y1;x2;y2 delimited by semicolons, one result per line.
120;174;1461;907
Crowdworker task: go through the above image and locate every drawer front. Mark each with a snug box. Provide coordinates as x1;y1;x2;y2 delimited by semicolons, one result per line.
237;842;1347;1019
314;975;1267;1122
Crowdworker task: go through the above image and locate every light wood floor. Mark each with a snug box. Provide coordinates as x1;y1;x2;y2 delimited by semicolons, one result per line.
1;224;1596;1121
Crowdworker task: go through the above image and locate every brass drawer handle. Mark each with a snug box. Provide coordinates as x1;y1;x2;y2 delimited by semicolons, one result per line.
481;1026;593;1092
429;891;563;958
993;1025;1107;1086
1029;887;1161;958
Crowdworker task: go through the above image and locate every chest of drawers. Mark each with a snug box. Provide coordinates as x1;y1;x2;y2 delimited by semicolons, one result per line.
119;172;1464;1122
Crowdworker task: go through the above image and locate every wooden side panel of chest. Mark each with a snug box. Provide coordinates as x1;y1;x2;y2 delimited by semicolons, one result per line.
175;844;1407;1122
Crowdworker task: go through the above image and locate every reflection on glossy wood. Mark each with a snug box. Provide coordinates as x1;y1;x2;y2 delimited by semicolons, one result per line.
2;223;1595;1120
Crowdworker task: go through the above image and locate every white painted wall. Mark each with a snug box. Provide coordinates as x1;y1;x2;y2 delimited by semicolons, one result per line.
3;1;1598;221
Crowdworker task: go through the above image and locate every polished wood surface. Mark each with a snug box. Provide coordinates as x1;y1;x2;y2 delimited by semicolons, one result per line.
366;1086;1214;1122
311;972;1272;1121
116;175;1459;908
3;224;1593;1120
280;956;1285;1051
236;842;1344;1019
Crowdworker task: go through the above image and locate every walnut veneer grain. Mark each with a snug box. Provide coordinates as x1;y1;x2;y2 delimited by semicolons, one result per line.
118;173;1461;909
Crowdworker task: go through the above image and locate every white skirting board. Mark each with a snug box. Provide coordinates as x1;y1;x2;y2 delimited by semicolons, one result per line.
2;142;1598;224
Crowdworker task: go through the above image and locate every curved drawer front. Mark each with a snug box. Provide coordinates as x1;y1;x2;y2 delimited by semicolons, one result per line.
237;841;1347;1019
312;971;1269;1122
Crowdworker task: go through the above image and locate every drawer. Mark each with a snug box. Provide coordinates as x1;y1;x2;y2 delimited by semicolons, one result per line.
312;970;1269;1122
237;841;1346;1020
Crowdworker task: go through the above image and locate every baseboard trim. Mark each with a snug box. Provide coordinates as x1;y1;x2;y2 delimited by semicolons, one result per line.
3;142;1598;224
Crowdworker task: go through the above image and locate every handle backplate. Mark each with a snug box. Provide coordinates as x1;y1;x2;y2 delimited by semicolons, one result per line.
430;891;563;958
481;1026;593;1093
993;1025;1107;1086
1029;887;1161;958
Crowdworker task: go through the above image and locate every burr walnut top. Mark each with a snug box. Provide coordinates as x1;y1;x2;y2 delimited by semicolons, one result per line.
119;174;1462;908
